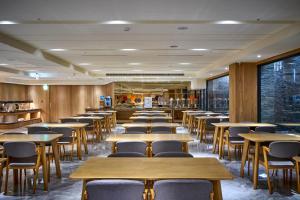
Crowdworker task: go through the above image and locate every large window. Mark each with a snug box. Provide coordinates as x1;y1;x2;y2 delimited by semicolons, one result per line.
259;54;300;132
207;75;229;113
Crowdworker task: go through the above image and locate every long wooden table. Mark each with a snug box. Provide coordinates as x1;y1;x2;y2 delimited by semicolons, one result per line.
135;110;165;113
122;122;181;133
187;112;222;133
239;133;300;189
129;116;172;122
61;116;104;141
106;134;193;154
132;112;169;116
211;123;277;159
83;112;113;133
27;123;88;160
70;157;233;200
0;134;63;191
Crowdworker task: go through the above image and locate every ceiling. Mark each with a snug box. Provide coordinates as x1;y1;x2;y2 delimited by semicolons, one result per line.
0;0;299;85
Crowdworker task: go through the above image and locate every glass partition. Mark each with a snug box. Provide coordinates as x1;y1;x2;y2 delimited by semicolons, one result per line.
207;75;229;113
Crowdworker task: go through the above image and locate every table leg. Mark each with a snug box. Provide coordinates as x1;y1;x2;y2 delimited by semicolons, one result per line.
40;145;48;190
81;180;87;200
218;127;225;159
51;140;62;178
76;128;82;160
183;142;189;152
212;180;223;200
111;142;116;153
240;139;250;178
212;127;219;153
81;128;88;154
296;160;300;193
98;120;102;141
253;142;260;189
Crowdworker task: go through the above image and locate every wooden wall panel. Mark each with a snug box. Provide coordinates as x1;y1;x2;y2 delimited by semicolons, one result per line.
27;85;50;122
0;83;27;100
49;86;72;122
229;62;257;122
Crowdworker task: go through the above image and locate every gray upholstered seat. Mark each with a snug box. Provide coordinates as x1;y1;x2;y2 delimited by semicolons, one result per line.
125;127;147;134
152;140;183;155
269;141;300;159
4;142;37;167
27;126;49;134
153;180;212;200
133;119;148;123
228;127;250;142
107;152;145;157
78;118;94;131
151;127;172;134
154;152;193;157
61;118;78;123
255;126;276;133
51;127;74;143
86;180;144;200
116;141;147;155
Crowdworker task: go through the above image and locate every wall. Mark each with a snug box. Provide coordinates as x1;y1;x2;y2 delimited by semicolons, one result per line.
229;62;257;122
0;83;28;100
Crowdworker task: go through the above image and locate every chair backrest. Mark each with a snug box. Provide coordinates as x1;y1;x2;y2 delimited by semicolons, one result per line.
107;152;146;157
2;132;26;135
255;126;276;133
4;142;37;158
50;127;74;137
28;127;49;134
86;180;144;200
126;127;147;134
220;118;229;122
78;118;94;125
152;140;183;155
133;119;148;123
116;141;147;155
228;127;250;138
205;118;221;128
78;114;92;117
151;127;172;133
33;130;58;135
269;141;300;158
61;118;78;123
154;152;193;157
153;180;212;200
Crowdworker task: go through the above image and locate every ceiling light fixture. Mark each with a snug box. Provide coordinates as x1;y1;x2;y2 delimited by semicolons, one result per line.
49;49;67;51
120;48;137;51
0;63;8;66
42;84;49;91
78;63;91;66
92;69;102;72
225;67;229;70
0;21;18;24
103;20;132;24
179;63;191;65
128;63;141;65
174;69;183;72
132;69;143;72
257;54;262;58
214;20;242;24
190;48;208;51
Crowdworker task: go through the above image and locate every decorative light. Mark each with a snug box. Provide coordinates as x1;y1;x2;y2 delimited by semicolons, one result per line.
131;69;143;72
0;63;8;66
49;49;67;51
102;20;132;24
0;21;18;24
190;48;208;51
179;63;191;65
128;63;141;65
42;84;49;91
120;49;137;51
78;63;91;66
214;20;242;24
257;54;262;58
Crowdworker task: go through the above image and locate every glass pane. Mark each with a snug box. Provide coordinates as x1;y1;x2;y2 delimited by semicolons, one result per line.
207;76;229;113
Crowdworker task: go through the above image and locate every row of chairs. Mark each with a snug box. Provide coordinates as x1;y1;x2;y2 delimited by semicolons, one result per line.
125;127;173;134
133;119;170;123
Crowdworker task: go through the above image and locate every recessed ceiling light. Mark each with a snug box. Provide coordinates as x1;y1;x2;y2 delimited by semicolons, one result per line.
120;49;137;51
102;20;132;24
179;63;191;65
49;49;67;51
225;67;229;70
0;21;18;24
214;20;242;24
257;54;262;58
174;69;183;72
132;69;142;72
79;63;91;66
190;48;208;51
128;63;141;65
0;63;8;66
92;69;102;72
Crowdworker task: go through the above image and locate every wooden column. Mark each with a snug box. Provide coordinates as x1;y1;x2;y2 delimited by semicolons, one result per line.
229;62;257;122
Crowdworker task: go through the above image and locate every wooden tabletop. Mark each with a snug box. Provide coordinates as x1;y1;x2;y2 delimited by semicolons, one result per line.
61;116;104;120
106;134;193;142
293;156;300;162
0;134;63;143
122;122;181;128
132;113;168;116
130;116;172;120
27;123;89;128
196;116;229;120
182;110;206;113
83;112;112;116
239;133;300;142
70;157;233;180
187;112;222;116
135;110;165;113
212;122;277;127
279;123;300;127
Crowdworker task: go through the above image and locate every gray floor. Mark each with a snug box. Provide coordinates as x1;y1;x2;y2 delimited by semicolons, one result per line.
0;126;300;200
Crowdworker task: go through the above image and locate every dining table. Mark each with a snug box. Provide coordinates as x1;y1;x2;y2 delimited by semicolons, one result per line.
122;122;181;133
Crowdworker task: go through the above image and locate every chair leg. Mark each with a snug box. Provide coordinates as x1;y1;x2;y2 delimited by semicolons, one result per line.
33;167;39;194
4;166;9;194
247;157;250;176
266;168;272;194
71;143;74;161
19;169;22;193
227;143;231;160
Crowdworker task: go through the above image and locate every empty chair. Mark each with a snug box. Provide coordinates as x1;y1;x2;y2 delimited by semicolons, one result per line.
153;180;213;200
116;141;147;155
78;118;96;142
198;118;220;142
61;118;78;123
107;152;146;157
151;127;172;134
154;152;193;157
263;141;300;193
51;127;76;160
125;127;147;134
4;142;41;193
152;140;183;155
223;127;250;160
28;126;49;134
86;180;145;200
255;126;276;133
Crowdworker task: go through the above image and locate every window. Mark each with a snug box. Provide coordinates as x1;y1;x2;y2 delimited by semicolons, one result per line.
207;75;229;113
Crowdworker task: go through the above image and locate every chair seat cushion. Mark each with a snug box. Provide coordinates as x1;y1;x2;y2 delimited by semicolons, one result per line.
9;162;36;167
58;137;73;143
268;160;294;167
230;140;244;144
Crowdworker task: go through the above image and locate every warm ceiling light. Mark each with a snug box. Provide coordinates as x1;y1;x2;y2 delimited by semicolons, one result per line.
257;54;262;58
120;49;137;51
92;69;102;72
209;73;213;76
0;63;8;66
179;63;191;65
174;69;183;72
128;63;141;65
79;63;91;66
49;49;67;51
103;20;132;24
214;20;242;24
0;21;18;24
190;48;208;51
225;67;229;70
132;69;142;72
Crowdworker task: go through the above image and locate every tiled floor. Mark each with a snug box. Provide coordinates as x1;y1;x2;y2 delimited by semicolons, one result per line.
0;126;300;200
